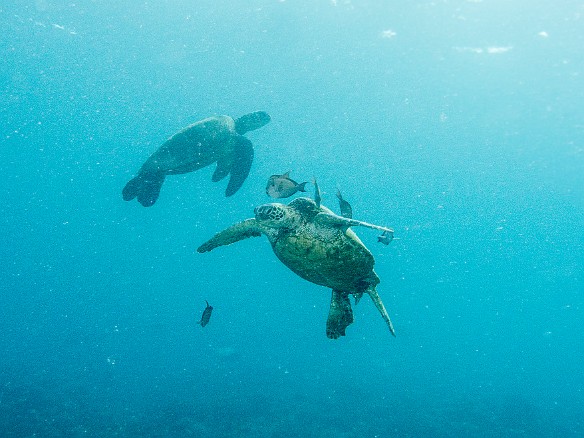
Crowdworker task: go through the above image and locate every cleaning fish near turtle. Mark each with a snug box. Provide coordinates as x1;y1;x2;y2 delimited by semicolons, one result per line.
312;177;321;208
198;301;213;327
334;189;391;246
377;230;394;245
266;171;308;199
336;189;353;219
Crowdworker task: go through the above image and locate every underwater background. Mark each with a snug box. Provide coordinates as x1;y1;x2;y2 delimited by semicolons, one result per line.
1;1;583;436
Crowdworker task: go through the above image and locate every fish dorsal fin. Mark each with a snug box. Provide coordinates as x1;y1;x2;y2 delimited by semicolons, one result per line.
283;171;291;178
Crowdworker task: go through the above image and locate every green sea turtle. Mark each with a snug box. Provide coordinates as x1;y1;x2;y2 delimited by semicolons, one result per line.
122;111;271;207
197;196;396;339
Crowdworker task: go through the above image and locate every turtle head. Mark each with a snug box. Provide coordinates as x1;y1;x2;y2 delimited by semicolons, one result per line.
254;203;296;228
234;111;271;135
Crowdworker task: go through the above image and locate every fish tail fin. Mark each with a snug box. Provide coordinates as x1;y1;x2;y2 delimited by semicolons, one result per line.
122;172;165;207
298;181;309;192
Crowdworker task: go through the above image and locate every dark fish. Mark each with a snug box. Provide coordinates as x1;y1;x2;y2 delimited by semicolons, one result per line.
266;171;308;198
312;177;321;208
198;300;213;327
378;230;394;245
336;189;353;219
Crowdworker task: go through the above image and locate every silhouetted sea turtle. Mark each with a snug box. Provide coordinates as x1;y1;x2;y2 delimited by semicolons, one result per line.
197;196;396;339
122;111;271;206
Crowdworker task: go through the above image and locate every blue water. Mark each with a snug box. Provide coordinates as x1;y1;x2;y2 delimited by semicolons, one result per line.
2;1;583;436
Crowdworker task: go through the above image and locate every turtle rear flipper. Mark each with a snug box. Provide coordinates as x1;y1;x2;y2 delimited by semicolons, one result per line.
225;136;254;197
234;111;271;135
368;287;396;337
326;290;354;339
122;172;165;207
197;218;262;253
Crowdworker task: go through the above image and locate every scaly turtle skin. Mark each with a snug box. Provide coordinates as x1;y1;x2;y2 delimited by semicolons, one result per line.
123;111;270;207
197;197;395;339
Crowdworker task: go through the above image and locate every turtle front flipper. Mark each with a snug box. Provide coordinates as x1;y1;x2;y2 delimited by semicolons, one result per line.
212;153;232;182
368;286;396;337
197;218;262;253
314;212;354;232
315;212;394;238
225;136;254;197
326;290;354;339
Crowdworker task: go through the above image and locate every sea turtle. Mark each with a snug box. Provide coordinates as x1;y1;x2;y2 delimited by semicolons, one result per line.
122;111;271;207
197;196;396;339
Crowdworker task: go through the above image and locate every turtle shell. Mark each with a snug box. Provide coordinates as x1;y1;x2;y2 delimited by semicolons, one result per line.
141;116;235;175
269;198;380;293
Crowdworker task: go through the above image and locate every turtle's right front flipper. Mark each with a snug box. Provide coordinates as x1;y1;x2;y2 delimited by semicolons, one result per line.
197;218;262;253
315;212;394;239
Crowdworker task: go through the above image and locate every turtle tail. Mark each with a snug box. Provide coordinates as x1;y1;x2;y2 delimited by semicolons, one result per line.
122;172;165;207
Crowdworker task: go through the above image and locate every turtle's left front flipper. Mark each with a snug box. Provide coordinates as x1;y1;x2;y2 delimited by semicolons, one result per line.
225;136;254;197
197;218;262;253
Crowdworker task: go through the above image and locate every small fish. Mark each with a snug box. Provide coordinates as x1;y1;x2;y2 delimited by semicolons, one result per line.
266;171;308;198
198;301;213;327
336;189;353;219
377;230;394;245
312;177;321;208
